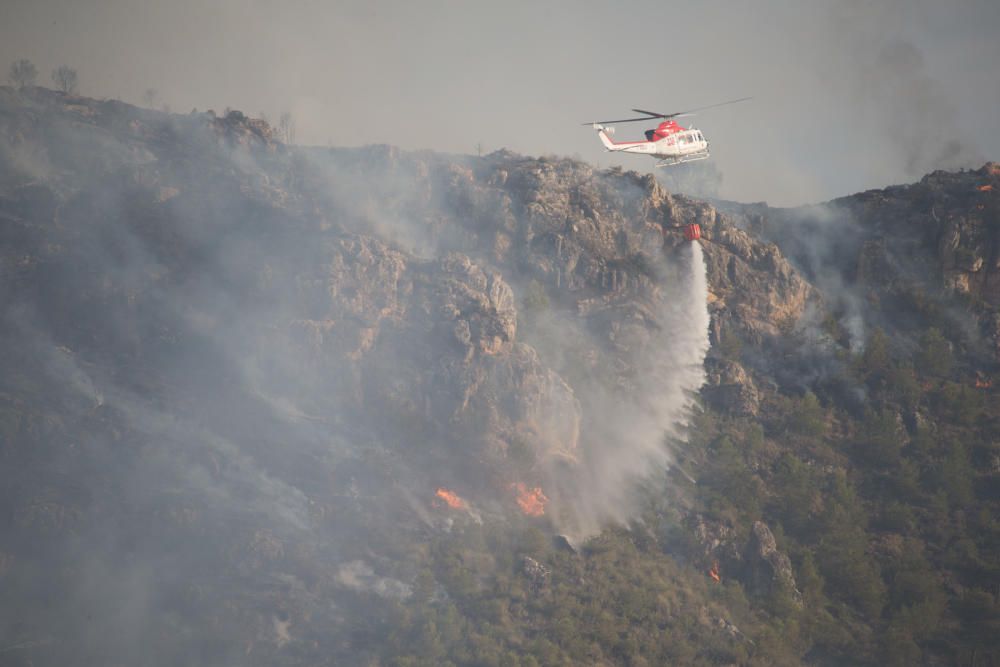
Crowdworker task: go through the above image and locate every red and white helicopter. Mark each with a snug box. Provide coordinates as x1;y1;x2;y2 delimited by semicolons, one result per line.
586;97;751;168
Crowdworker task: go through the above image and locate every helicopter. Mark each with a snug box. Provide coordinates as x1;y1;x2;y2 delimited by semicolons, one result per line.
585;97;751;168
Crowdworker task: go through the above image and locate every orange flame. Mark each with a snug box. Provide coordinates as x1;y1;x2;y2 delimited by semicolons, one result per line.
978;184;993;192
435;488;468;511
975;378;992;389
510;483;548;517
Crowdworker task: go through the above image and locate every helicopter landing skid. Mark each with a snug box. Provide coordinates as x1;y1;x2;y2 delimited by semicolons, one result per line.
655;151;710;167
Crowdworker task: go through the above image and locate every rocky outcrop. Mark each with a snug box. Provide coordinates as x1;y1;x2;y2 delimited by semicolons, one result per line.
738;161;1000;359
688;513;804;609
465;159;815;351
703;358;760;416
287;235;581;470
909;163;1000;304
714;616;750;644
521;556;551;593
744;521;802;607
301;150;818;397
689;514;742;564
701;220;815;344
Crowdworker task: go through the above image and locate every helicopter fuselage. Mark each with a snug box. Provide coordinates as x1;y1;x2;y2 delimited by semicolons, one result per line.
592;120;710;167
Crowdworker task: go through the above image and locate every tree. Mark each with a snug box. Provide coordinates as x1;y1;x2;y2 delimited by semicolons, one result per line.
859;327;891;385
936;440;974;508
704;436;763;520
278;112;295;144
772;453;818;536
142;88;158;108
857;407;904;467
955;589;1000;656
786;391;827;437
881;626;922;667
817;474;886;618
522;280;549;312
9;59;37;89
797;551;824;607
915;328;952;378
717;326;743;360
886;361;921;411
934;381;984;425
51;65;78;94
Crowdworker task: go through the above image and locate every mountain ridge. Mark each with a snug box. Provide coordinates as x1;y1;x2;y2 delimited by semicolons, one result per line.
1;86;997;666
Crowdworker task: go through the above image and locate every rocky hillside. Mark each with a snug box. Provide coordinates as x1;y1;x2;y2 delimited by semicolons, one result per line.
0;87;997;666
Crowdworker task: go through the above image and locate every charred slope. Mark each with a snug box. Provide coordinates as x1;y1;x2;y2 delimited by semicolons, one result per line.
0;87;997;666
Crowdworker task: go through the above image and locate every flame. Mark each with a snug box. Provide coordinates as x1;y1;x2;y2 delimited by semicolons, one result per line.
510;483;548;517
975;378;992;389
978;184;993;192
434;488;468;511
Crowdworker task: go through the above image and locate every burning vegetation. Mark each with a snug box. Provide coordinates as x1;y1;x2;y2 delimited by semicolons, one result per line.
434;488;468;511
510;483;548;517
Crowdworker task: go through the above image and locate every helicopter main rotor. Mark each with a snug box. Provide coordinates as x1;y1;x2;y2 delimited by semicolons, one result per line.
583;96;752;125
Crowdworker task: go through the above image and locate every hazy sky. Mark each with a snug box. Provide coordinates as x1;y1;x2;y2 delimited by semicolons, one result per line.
3;0;998;205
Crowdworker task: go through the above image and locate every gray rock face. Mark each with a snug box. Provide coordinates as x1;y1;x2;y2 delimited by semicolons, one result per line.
926;163;1000;302
703;358;760;416
714;616;749;644
701;223;814;343
521;555;551;593
746;162;1000;359
289;235;581;469
689;514;742;563
745;521;802;607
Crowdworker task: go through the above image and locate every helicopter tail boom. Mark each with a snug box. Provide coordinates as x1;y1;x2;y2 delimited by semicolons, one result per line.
592;124;651;152
593;124;617;150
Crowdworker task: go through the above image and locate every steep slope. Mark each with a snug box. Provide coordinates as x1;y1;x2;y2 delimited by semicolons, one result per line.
0;87;997;666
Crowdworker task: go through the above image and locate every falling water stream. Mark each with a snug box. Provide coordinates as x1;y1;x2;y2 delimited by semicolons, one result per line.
550;242;712;539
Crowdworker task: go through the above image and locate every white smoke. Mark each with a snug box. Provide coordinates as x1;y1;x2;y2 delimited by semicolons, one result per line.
335;560;413;601
552;242;711;539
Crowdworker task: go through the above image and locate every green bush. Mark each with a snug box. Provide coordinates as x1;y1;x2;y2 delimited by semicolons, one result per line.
522;280;549;311
915;328;953;378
